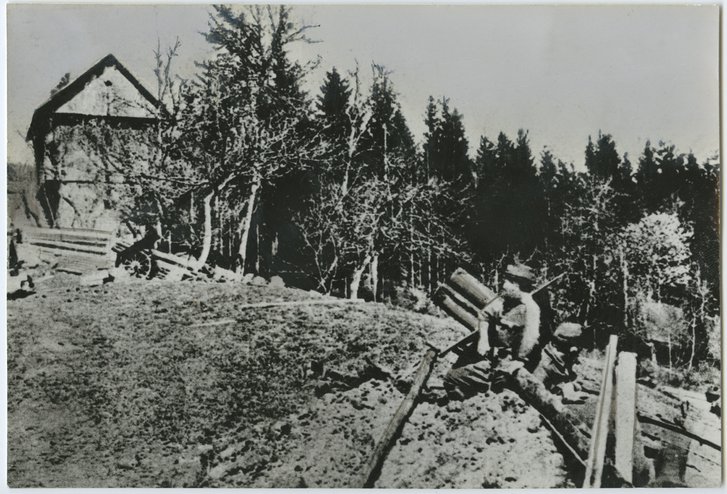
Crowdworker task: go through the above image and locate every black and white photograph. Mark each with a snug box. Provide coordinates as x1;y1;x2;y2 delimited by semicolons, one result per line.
4;3;722;489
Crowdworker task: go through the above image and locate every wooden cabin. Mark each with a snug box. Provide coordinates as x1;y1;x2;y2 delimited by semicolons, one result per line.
26;54;160;231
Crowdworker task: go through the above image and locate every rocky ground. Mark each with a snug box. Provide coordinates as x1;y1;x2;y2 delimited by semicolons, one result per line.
6;264;721;488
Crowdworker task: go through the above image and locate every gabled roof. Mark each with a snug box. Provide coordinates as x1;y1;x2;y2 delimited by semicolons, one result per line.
27;53;161;140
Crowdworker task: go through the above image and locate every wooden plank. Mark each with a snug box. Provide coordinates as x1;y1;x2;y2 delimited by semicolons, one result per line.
190;319;237;328
150;249;199;270
26;234;109;247
614;351;637;484
239;298;365;311
28;239;108;256
23;226;113;238
583;334;618;488
354;348;438;488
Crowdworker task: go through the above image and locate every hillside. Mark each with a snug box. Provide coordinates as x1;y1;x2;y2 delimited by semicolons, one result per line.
7;275;577;488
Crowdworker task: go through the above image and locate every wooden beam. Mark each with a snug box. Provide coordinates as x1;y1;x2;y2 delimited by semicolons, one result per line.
583;334;618;488
637;413;721;451
238;298;364;311
614;351;637;484
354;348;438;488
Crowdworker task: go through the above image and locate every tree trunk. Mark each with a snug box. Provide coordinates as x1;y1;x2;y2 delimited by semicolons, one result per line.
349;254;371;300
255;220;260;274
195;190;215;270
370;254;379;302
236;176;260;275
189;190;195;222
620;247;629;328
688;321;696;373
213;194;220;255
409;217;415;287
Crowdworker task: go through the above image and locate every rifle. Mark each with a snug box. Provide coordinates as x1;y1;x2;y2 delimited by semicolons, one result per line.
437;271;568;358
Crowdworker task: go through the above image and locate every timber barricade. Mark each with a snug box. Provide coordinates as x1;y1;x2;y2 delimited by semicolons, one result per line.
22;227;115;274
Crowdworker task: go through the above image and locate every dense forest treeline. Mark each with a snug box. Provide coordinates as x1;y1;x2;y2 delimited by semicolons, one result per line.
78;6;718;372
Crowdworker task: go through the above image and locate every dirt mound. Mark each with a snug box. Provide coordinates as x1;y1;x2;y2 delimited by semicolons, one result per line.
7;275;464;487
10;276;717;487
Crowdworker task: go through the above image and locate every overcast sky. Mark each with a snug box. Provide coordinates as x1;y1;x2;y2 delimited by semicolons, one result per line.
6;4;720;168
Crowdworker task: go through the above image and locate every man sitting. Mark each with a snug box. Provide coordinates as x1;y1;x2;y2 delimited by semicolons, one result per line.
443;263;542;400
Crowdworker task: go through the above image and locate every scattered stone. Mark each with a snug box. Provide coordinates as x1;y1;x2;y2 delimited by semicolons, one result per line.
272;421;292;437
217;445;236;461
269;276;285;288
164;266;189;282
7;274;36;299
207;463;229;480
213;267;242;283
116;459;135;470
251;275;267;286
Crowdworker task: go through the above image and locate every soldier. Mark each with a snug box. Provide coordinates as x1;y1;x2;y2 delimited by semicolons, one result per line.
532;322;583;393
480;263;542;366
443;263;542;400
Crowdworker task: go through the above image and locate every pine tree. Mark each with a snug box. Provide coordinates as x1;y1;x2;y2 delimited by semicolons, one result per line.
474;135;497;187
585;132;621;181
468;130;544;261
317;67;352;143
361;65;416;180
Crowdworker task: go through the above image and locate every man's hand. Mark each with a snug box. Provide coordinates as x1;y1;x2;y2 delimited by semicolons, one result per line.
498;357;525;375
476;332;491;356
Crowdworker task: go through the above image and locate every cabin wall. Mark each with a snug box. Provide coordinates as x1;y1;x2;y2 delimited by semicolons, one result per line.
35;119;155;230
56;65;156;119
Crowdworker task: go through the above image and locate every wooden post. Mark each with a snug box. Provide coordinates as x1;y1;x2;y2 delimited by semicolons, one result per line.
614;352;637;484
583;334;618;488
354;348;438;488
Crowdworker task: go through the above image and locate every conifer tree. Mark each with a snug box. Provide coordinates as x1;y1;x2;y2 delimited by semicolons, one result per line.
317;67;352;144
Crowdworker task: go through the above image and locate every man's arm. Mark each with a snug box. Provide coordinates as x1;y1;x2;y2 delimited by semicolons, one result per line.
476;300;503;355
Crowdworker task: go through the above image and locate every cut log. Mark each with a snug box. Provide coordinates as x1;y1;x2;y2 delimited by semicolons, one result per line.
354;348;438;488
614;351;637;484
432;285;480;334
448;268;496;309
505;365;591;461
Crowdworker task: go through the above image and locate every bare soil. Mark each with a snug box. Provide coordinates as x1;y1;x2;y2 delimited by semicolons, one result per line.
6;272;720;487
